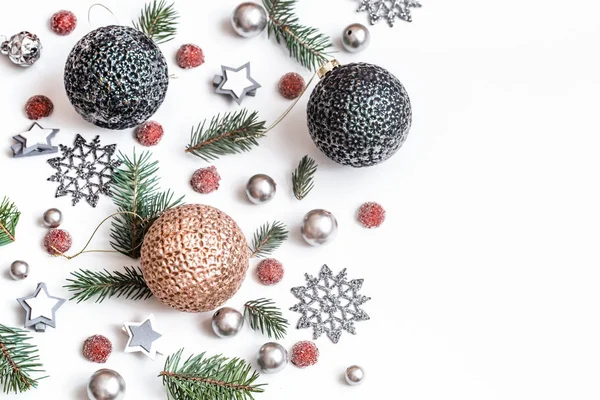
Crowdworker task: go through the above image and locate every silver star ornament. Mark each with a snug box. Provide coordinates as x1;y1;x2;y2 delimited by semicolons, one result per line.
12;122;59;158
213;62;261;105
123;314;163;360
357;0;422;26
17;282;66;332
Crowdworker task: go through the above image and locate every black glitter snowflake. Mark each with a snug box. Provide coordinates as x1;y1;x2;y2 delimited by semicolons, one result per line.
357;0;422;26
290;265;371;344
47;134;121;207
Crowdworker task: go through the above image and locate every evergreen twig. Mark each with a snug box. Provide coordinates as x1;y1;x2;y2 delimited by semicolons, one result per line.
250;221;288;258
0;197;20;247
292;155;318;200
244;299;289;340
0;324;45;394
133;0;179;44
64;267;153;303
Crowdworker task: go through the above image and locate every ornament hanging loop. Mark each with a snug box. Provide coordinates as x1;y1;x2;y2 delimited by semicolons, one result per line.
88;3;119;28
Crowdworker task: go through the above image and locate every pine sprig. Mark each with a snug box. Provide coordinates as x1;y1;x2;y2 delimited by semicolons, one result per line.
292;155;317;200
160;349;265;400
0;324;45;394
244;299;289;340
0;197;20;247
186;109;267;162
250;221;288;258
263;0;333;71
64;267;153;303
133;0;179;44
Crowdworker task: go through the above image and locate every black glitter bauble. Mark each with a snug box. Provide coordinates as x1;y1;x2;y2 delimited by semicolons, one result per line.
307;62;412;167
64;25;169;130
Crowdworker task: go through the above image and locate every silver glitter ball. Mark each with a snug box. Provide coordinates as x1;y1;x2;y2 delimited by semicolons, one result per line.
257;342;288;374
342;23;370;53
345;365;365;386
42;208;63;228
1;32;42;67
87;369;126;400
246;174;277;204
211;307;244;338
231;2;268;38
9;260;29;280
301;209;338;246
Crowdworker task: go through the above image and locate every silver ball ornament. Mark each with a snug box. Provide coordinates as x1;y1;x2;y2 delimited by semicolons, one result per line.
257;342;288;374
211;307;244;338
342;23;370;53
231;2;268;38
345;365;365;386
246;174;277;204
9;260;29;280
1;31;42;67
301;209;338;246
87;369;126;400
43;208;63;228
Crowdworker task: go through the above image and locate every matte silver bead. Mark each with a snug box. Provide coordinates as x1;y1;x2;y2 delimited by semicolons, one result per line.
87;369;126;400
232;2;268;38
345;365;365;386
246;174;277;204
211;307;244;338
301;209;338;246
43;208;63;228
9;260;29;280
257;342;288;374
1;31;42;67
342;23;370;53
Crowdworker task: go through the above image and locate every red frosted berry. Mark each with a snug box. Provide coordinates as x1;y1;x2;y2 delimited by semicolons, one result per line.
278;72;305;100
82;335;112;363
50;10;77;36
136;121;164;146
25;95;54;120
357;202;386;228
190;166;221;194
44;229;72;255
176;44;205;69
256;258;284;285
291;341;319;368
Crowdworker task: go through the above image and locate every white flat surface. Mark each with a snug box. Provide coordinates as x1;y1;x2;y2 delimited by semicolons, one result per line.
1;0;600;399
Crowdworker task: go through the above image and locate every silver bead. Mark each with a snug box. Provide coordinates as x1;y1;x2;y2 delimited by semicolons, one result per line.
342;23;370;53
246;174;276;204
211;307;244;338
301;209;338;246
345;365;365;386
231;2;268;38
43;208;63;228
9;260;29;280
87;369;126;400
257;342;288;374
1;32;42;67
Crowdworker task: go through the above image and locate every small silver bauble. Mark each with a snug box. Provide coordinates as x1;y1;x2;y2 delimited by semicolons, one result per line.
231;2;268;38
42;208;63;228
246;174;277;204
345;365;365;386
301;209;338;246
342;23;370;53
9;260;29;280
257;342;288;374
1;32;42;67
87;369;126;400
211;307;244;338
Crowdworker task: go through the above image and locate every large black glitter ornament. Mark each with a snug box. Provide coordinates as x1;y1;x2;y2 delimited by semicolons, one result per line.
64;25;169;130
307;62;412;167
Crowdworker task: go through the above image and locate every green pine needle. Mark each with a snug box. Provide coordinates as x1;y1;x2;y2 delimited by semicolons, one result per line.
186;109;267;162
0;197;20;247
64;267;153;303
250;221;288;258
292;155;318;200
133;0;179;44
0;324;45;394
160;349;266;400
244;299;289;340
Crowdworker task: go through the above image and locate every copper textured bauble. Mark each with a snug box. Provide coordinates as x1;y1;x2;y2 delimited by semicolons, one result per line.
140;204;249;312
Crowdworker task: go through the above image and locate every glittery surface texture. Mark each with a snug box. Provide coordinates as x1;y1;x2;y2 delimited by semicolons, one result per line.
141;204;249;312
307;62;412;167
357;202;386;228
290;341;319;368
25;95;54;120
136;121;164;146
64;25;169;130
190;166;221;194
278;72;305;100
357;0;422;26
82;335;112;363
50;10;77;36
257;258;284;285
43;229;72;255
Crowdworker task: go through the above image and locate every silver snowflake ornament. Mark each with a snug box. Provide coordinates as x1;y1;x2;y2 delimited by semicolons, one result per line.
357;0;422;27
290;265;371;344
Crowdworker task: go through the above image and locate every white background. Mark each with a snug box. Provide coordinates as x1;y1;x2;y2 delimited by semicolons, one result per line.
1;0;600;399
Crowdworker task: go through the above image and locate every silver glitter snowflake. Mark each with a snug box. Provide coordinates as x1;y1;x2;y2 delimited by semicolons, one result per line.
290;265;371;344
47;134;120;207
357;0;422;27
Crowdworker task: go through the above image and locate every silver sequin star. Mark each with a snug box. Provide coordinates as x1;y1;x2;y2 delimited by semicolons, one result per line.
357;0;422;26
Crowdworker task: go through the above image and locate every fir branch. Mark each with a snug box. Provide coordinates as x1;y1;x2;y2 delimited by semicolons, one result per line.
263;0;333;71
186;109;267;162
292;155;318;200
64;267;153;303
160;349;265;400
244;299;289;340
133;0;179;44
0;197;20;247
0;324;45;394
250;221;288;258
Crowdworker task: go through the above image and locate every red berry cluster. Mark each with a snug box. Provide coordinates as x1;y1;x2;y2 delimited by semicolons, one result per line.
82;335;112;363
43;229;72;255
176;44;205;69
25;95;54;120
136;121;164;146
278;72;305;100
50;10;77;36
256;258;284;285
357;202;386;228
190;166;221;194
291;341;319;368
